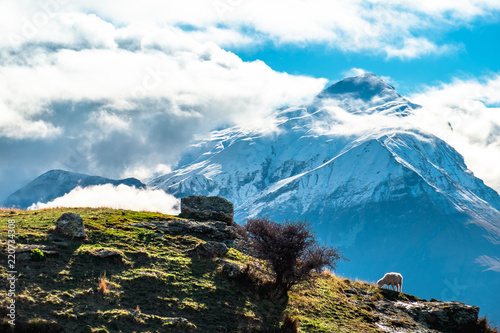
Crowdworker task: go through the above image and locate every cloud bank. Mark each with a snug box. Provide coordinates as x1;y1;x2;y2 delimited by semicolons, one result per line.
29;184;180;215
2;1;499;60
0;5;327;198
1;1;500;200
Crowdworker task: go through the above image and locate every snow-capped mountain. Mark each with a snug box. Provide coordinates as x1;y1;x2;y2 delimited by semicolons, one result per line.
316;72;421;116
1;169;145;209
150;73;500;321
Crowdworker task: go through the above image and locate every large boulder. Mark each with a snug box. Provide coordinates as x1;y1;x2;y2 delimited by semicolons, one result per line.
220;260;245;279
188;241;229;258
408;301;480;332
132;218;242;247
180;195;234;224
55;212;86;239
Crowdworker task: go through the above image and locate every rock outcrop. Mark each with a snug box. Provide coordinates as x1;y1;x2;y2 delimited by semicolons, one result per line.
220;260;246;279
188;241;229;258
15;244;59;261
132;218;240;245
345;287;481;333
179;195;234;224
55;212;86;239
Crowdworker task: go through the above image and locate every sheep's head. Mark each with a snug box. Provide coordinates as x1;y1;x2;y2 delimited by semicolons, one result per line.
377;279;384;288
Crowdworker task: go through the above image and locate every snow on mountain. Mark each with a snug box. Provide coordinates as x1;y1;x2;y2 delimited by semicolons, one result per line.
316;72;422;116
1;169;145;209
150;73;500;321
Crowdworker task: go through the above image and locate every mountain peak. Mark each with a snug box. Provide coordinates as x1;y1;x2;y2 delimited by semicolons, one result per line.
319;72;397;101
316;73;420;116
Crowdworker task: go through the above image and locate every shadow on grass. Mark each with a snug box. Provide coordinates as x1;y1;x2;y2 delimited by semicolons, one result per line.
185;255;290;332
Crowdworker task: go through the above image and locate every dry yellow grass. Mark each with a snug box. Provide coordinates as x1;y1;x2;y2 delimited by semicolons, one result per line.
98;272;109;296
0;207;23;213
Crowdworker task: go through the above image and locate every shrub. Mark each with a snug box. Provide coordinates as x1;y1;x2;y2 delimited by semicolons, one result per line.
245;217;346;293
472;317;499;333
31;248;46;262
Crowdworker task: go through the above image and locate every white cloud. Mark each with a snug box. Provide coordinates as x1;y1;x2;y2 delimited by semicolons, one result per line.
0;19;326;178
0;100;62;140
89;110;131;134
384;37;450;59
2;0;498;59
343;68;368;77
342;68;394;86
122;164;173;183
29;184;180;215
1;11;116;50
475;255;500;272
409;75;500;191
0;37;325;137
375;0;500;18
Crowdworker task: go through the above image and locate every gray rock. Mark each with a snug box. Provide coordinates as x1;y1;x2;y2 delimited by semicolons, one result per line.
55;212;86;239
17;253;32;262
164;317;196;330
51;241;69;248
371;298;480;332
189;241;228;258
90;248;122;259
340;283;482;332
14;244;60;262
407;301;479;332
133;219;239;243
179;195;234;224
16;244;57;253
220;260;245;279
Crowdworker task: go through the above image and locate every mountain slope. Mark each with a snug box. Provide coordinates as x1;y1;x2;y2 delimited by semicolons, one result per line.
0;207;495;332
1;169;145;209
150;73;500;322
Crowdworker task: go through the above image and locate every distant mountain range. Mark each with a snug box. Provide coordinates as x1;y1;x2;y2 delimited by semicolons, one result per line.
3;73;500;322
1;169;145;209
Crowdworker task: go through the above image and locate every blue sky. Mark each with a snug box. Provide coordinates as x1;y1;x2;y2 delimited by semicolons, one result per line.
232;18;500;95
1;0;500;202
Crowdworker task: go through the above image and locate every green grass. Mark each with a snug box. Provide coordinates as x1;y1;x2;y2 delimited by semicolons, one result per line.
0;208;386;332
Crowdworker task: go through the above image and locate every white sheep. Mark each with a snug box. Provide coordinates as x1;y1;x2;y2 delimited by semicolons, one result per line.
377;272;403;292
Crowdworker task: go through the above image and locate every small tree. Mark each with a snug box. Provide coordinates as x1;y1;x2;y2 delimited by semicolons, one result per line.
245;217;345;293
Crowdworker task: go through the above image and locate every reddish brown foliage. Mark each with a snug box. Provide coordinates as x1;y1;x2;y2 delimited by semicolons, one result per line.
245;217;346;292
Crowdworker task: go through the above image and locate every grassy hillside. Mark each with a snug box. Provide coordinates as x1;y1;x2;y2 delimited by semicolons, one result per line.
0;208;495;333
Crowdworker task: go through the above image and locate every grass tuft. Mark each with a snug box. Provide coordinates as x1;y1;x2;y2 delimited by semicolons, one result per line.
98;272;108;296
